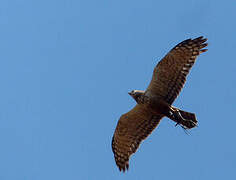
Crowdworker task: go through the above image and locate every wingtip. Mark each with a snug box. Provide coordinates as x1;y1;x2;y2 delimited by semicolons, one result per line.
195;36;204;40
200;49;208;53
119;162;129;172
194;36;207;41
193;36;208;53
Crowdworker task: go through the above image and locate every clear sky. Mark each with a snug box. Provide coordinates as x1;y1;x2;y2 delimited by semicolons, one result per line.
0;0;235;179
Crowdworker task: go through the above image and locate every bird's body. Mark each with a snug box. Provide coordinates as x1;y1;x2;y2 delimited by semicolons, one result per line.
112;36;208;172
129;91;171;116
129;90;197;128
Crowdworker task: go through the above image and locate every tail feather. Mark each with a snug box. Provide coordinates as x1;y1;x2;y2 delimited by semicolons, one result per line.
169;107;198;129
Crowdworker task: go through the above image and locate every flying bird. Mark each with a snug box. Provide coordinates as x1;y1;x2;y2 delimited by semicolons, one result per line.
112;36;208;172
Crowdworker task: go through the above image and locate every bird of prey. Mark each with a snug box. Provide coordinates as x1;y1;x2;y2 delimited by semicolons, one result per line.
112;36;208;172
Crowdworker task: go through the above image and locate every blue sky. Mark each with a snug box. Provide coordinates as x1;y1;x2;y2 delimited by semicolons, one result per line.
0;0;235;179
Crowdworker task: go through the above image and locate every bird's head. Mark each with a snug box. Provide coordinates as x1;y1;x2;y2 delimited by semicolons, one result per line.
128;90;145;103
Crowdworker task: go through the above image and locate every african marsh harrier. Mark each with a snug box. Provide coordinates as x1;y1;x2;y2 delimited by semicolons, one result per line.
112;36;208;172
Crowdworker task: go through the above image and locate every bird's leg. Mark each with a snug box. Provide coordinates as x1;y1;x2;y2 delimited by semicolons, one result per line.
175;109;188;126
169;107;188;127
169;107;197;129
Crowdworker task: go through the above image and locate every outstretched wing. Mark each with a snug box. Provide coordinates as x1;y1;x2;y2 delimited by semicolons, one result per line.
146;36;208;104
112;105;163;172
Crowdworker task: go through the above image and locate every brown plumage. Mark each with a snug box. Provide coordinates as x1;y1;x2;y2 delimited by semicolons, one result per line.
112;36;208;172
146;36;208;104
